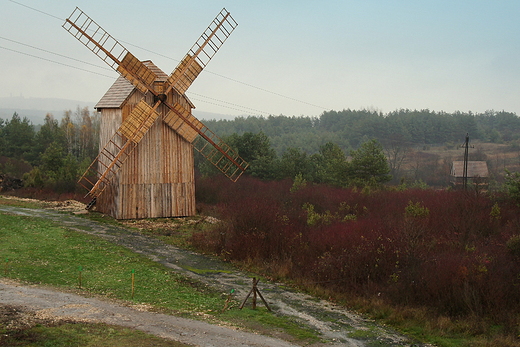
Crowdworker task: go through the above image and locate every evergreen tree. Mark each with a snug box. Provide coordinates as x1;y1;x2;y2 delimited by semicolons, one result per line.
33;114;65;165
225;131;278;180
312;142;348;186
348;139;391;186
0;118;5;156
1;113;35;162
277;147;313;181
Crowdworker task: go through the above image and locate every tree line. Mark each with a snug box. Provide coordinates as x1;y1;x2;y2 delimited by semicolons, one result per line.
1;109;392;192
0;108;99;192
2;107;520;193
198;133;391;188
204;109;520;155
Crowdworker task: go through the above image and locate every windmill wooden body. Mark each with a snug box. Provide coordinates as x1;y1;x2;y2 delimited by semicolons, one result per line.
63;7;248;219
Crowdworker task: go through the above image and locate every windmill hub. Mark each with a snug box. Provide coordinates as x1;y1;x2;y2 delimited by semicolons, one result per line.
155;93;167;103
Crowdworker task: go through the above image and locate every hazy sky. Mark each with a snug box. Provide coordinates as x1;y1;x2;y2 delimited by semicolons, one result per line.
1;0;519;119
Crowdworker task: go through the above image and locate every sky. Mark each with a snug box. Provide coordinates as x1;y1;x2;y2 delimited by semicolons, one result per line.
1;0;520;120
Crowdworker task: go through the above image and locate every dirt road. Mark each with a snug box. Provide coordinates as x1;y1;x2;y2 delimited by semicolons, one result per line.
0;279;298;347
0;203;426;346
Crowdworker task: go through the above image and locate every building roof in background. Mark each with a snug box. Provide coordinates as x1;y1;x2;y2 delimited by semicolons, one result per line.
451;161;489;178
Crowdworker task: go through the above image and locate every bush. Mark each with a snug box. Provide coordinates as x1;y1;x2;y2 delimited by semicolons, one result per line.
506;235;520;257
192;176;520;331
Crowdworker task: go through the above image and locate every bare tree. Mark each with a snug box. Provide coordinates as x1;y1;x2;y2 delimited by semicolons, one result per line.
384;139;410;183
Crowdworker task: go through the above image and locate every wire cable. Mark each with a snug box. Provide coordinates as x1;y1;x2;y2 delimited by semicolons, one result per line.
8;0;62;20
0;42;268;116
7;0;328;114
0;36;113;72
0;45;115;79
188;92;271;116
123;41;326;110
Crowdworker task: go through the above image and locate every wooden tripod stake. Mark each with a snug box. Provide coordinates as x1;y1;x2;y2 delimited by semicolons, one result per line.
239;277;271;311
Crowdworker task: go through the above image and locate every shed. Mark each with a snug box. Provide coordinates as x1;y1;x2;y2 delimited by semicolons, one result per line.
450;161;489;188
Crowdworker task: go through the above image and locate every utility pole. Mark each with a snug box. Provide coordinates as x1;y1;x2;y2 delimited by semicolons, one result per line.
460;133;474;190
462;133;469;190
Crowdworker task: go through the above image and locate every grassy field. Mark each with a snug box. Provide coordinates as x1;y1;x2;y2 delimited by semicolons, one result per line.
0;205;319;346
1;322;191;347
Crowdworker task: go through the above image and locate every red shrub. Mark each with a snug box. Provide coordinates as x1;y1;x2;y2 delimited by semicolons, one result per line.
193;176;520;325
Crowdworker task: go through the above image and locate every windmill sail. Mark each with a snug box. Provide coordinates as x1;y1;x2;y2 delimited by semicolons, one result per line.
63;8;165;200
63;7;157;94
78;100;161;198
160;8;247;181
166;8;238;95
65;7;248;204
162;100;248;181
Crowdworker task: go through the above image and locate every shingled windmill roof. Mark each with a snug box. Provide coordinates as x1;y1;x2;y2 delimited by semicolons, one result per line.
95;60;193;109
95;76;135;109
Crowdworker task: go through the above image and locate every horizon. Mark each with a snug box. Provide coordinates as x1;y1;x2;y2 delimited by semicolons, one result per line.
1;94;518;127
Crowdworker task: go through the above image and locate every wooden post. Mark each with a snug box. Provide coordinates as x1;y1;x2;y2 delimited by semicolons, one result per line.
221;288;235;312
239;277;271;312
252;278;257;309
78;266;83;289
131;269;135;299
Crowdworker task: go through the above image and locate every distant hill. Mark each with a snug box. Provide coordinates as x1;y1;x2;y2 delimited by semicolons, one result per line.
0;96;96;124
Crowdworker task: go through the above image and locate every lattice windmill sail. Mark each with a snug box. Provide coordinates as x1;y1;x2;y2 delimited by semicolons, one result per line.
63;7;248;219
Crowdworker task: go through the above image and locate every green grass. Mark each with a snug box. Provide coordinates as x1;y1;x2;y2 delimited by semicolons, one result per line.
179;264;233;275
0;322;191;347
0;211;320;344
0;213;222;313
220;307;322;343
0;196;44;209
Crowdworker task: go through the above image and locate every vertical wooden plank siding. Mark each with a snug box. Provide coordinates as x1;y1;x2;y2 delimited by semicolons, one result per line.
96;88;196;219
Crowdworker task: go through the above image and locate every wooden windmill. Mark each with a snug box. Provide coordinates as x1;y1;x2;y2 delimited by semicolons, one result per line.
63;7;248;219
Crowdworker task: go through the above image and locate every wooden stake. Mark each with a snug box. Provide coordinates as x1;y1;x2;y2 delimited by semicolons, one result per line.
78;266;83;289
239;278;271;312
4;258;8;276
131;269;135;299
221;288;235;312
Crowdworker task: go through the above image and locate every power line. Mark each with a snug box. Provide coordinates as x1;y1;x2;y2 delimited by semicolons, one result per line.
0;45;114;79
123;41;326;110
1;41;273;116
8;0;62;20
0;42;272;116
204;71;326;110
7;0;328;114
189;92;271;116
0;36;113;72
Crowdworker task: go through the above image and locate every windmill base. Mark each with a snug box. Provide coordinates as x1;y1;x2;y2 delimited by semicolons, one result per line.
96;182;195;220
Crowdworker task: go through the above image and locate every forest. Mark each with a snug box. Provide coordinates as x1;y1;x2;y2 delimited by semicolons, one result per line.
204;108;520;154
202;108;520;187
0;108;99;192
1;107;520;191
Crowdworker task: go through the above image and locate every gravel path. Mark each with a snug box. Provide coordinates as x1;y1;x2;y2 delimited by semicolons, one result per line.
0;204;427;346
0;279;297;347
